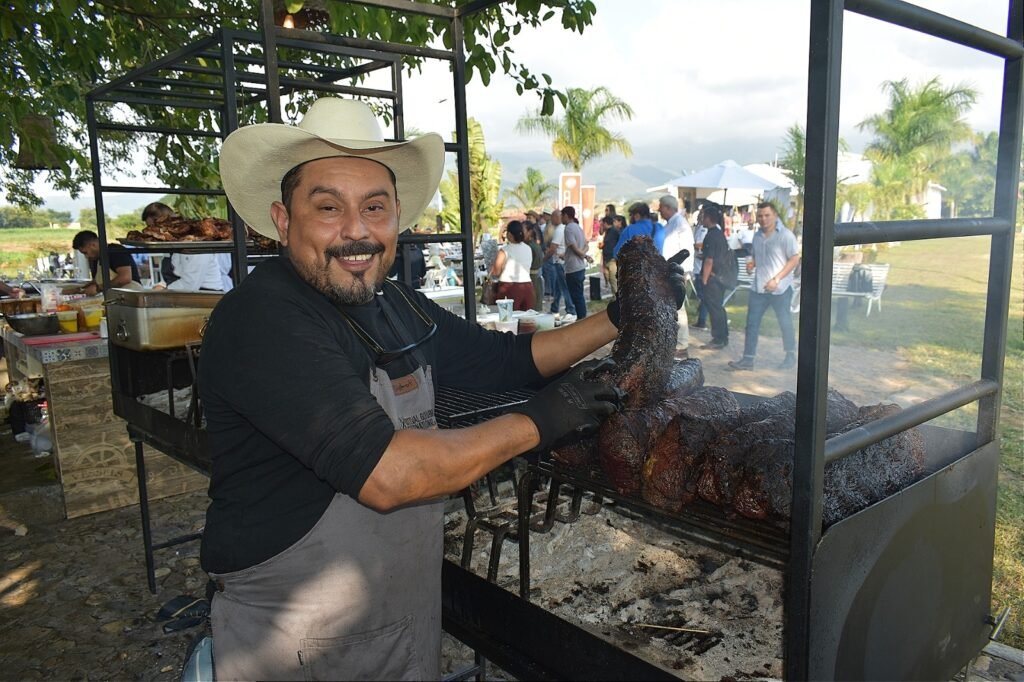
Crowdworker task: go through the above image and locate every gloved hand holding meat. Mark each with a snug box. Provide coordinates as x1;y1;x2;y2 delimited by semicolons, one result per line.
509;358;625;454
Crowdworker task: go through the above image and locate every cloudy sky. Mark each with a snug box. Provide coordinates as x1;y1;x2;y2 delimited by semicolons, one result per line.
32;0;1013;215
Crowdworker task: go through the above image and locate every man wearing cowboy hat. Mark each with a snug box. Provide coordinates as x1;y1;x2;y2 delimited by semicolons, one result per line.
198;98;688;680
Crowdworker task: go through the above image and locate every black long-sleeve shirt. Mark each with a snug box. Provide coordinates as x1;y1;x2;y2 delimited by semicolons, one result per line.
199;257;541;573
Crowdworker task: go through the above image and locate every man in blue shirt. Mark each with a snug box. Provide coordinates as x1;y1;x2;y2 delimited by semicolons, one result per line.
613;202;665;256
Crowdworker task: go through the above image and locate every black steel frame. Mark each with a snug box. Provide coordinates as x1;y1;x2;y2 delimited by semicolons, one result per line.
791;1;1022;678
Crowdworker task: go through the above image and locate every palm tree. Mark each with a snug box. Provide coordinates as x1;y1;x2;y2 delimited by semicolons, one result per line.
857;77;977;214
777;124;806;229
939;130;999;218
506;167;555;211
438;118;503;242
516;86;634;172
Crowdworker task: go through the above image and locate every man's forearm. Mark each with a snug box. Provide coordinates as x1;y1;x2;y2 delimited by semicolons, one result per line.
530;310;617;377
358;412;538;511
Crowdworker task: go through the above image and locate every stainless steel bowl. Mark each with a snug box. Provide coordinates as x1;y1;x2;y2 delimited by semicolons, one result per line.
4;312;60;336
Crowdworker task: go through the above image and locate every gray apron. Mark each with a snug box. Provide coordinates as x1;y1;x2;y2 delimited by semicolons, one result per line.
210;303;442;681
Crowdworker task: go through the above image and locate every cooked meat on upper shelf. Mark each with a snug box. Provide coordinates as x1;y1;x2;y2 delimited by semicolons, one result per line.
126;215;233;242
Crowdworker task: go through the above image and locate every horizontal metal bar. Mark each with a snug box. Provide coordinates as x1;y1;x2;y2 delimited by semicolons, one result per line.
458;0;511;17
113;86;224;102
99;185;225;195
846;0;1024;59
277;26;453;62
236;73;395;99
276;34;408;63
331;0;455;19
89;33;222;96
91;93;223;111
137;76;225;91
95;122;223;138
397;233;471;244
835;217;1013;245
212;51;392;81
824;379;998;463
161;64;223;76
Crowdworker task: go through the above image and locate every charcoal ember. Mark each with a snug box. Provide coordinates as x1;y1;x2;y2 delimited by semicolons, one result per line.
642;386;740;512
598;360;704;495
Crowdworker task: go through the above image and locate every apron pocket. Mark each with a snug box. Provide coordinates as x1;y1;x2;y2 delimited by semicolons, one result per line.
299;615;420;681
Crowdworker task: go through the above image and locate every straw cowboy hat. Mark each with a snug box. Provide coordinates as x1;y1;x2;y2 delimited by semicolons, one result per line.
220;98;444;239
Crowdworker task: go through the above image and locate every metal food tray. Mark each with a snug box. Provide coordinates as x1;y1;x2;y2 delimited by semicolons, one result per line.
117;238;251;249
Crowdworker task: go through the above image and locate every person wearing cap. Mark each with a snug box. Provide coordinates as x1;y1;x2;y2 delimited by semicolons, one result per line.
201;98;686;680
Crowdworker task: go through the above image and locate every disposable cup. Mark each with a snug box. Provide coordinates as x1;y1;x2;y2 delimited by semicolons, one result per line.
496;298;514;322
82;306;103;330
57;310;78;333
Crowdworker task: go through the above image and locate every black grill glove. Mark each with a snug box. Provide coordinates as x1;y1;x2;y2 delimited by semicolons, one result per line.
605;261;687;329
509;358;625;453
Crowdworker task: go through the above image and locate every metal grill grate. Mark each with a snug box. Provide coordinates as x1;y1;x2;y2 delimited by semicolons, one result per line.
434;385;536;429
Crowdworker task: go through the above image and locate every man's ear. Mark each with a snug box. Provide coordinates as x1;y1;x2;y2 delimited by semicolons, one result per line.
270;202;289;246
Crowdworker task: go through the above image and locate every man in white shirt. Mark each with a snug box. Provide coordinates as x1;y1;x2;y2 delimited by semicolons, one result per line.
543;207;576;319
561;206;591;321
659;195;694;358
155;253;226;291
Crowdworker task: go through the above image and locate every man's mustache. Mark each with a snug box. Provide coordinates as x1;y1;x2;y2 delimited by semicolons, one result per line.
325;242;385;260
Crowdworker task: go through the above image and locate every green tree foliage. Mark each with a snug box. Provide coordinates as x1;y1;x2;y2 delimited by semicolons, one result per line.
3;0;596;208
0;206;70;228
857;77;976;219
777;124;805;229
506;167;555;211
938;130;999;218
516;86;633;172
438;118;503;242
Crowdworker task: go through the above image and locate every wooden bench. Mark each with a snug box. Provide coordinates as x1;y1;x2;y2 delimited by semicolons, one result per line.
724;257;890;317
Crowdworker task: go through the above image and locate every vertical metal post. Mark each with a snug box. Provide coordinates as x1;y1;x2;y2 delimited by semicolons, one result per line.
977;0;1023;443
84;97;111;290
221;30;250;284
787;0;844;678
392;60;406;140
260;0;283;123
451;14;477;324
134;438;157;594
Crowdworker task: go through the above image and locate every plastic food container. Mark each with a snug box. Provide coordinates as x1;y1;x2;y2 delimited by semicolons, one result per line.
494;319;519;335
57;310;79;333
82;306;103;330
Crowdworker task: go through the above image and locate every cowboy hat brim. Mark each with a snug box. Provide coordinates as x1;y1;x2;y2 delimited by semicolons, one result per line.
220;123;445;240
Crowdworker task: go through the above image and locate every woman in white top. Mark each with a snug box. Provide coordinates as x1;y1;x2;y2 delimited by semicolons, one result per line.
489;220;534;311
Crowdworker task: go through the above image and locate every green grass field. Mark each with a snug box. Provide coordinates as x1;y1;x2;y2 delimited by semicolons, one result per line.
3;227;1023;646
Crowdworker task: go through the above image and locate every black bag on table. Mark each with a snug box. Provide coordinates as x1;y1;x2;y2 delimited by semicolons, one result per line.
480;278;498;306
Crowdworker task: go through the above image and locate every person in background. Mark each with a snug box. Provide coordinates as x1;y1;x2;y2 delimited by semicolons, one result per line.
154;252;225;291
201;97;677;680
613;202;664;256
70;230;143;294
604;204;617;220
544;207;576;320
659;194;694;359
490;220;534;311
538;210;555;299
524;221;546;312
598;215;619;297
215;253;235;292
728;202;800;371
691;206;709;330
141;202;180;285
561;206;591;321
388;227;426;288
696;203;736;351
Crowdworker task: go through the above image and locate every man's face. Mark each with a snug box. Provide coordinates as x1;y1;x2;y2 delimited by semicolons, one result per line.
270;157;401;306
658;202;673;221
550;209;561;226
756;207;777;230
78;241;100;260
